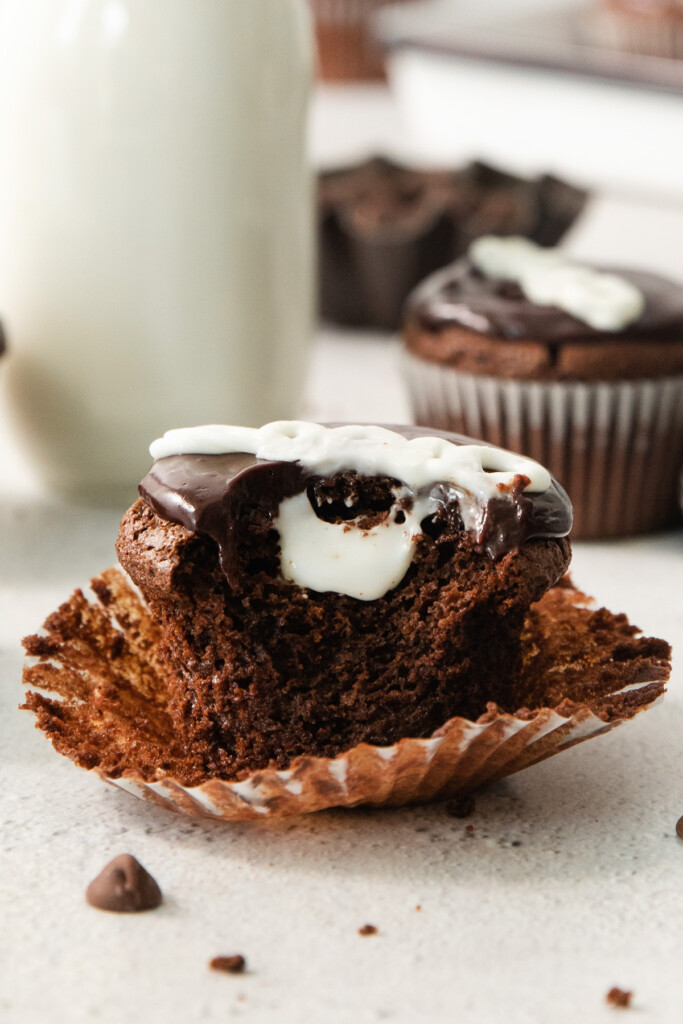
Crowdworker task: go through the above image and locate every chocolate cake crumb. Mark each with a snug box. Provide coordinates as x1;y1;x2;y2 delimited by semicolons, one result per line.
86;854;162;913
445;795;476;818
675;816;683;840
359;924;378;936
210;955;246;974
606;987;633;1008
21;568;671;793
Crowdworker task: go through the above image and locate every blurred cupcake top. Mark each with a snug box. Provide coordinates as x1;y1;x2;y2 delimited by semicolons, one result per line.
405;237;683;381
319;158;588;330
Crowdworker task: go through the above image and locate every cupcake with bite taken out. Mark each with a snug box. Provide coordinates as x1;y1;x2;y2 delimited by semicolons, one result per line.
403;237;683;539
22;421;671;819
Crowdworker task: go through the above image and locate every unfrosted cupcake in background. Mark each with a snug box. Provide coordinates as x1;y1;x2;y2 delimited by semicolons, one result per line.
310;0;423;80
403;237;683;539
319;158;588;330
591;0;683;59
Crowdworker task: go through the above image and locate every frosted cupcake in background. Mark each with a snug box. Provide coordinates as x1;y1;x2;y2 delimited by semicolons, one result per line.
403;237;683;539
590;0;683;59
310;0;422;80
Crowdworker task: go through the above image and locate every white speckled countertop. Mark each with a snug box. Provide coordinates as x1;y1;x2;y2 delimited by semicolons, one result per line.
3;86;683;1024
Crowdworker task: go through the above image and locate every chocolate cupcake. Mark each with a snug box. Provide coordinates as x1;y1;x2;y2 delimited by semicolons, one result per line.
22;422;671;819
403;237;683;539
319;159;588;330
113;423;572;777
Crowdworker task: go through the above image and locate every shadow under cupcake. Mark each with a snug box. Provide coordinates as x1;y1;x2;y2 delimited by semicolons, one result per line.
403;237;683;540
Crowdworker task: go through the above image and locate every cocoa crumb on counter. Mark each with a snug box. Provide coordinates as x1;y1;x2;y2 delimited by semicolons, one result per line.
606;987;632;1008
210;955;246;974
445;795;476;819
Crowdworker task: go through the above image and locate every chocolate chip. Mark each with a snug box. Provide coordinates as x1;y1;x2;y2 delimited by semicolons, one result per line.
358;924;378;936
676;815;683;839
606;988;632;1008
210;955;246;974
86;854;162;913
445;795;476;818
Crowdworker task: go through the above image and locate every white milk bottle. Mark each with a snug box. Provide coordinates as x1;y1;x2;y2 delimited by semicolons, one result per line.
0;0;313;500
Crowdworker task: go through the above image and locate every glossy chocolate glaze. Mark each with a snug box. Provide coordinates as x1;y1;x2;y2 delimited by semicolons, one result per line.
139;426;572;586
407;258;683;344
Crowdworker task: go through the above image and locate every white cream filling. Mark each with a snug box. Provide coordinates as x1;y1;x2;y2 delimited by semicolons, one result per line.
150;421;554;601
278;490;440;602
470;235;645;332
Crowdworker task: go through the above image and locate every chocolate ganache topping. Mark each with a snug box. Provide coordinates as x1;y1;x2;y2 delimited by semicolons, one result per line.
408;258;683;344
140;424;572;594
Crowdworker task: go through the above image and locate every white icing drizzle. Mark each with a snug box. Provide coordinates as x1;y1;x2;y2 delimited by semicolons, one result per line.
150;421;551;493
150;421;553;602
469;236;645;332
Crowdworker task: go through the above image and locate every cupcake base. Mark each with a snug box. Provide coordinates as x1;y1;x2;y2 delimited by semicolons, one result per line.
21;568;670;821
404;353;683;539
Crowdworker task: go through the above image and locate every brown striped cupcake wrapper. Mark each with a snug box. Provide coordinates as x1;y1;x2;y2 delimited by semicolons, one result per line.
22;568;669;822
403;353;683;539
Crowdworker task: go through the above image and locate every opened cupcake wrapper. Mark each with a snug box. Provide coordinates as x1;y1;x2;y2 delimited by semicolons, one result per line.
403;354;683;539
21;568;669;821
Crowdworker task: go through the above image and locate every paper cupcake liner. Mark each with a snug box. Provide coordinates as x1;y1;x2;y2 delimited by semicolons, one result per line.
403;353;683;540
22;569;669;821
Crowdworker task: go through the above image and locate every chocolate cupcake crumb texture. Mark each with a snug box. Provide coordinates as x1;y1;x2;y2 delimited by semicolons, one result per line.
86;854;162;913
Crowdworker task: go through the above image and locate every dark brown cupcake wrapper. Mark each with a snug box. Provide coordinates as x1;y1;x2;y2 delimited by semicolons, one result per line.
22;569;669;821
403;353;683;539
